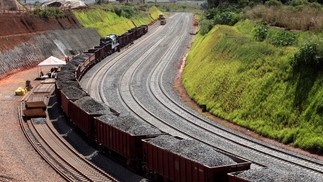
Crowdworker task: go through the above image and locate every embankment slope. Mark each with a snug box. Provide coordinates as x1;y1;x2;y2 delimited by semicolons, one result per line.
183;20;323;153
0;13;100;78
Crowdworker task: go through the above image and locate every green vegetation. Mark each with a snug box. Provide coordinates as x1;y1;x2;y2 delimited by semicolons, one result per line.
73;9;134;36
150;2;203;14
32;8;66;19
253;23;298;46
290;39;323;67
183;19;323;153
148;6;163;20
199;4;241;35
243;3;323;32
73;5;161;36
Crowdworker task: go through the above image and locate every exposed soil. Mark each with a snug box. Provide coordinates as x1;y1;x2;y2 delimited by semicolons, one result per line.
0;0;24;10
0;13;81;37
0;14;98;181
0;66;63;181
0;13;81;51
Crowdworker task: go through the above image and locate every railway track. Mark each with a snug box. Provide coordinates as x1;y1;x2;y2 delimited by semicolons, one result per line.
18;92;116;181
81;12;323;179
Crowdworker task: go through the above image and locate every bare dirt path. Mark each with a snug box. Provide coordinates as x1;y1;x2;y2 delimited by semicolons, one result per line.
0;67;62;181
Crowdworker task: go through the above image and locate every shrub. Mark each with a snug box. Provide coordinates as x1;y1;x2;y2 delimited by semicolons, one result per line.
33;8;66;19
265;0;283;7
254;24;268;41
113;6;122;16
199;19;213;35
290;39;323;67
213;11;241;26
268;30;297;46
289;0;309;6
121;6;136;18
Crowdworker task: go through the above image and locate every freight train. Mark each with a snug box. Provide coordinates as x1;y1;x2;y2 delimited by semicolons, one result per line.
55;25;253;182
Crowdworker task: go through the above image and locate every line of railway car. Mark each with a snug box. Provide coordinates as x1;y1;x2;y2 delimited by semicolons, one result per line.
55;25;252;182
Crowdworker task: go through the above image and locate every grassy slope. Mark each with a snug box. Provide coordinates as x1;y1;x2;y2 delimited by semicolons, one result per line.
183;20;323;153
73;9;134;36
131;11;153;27
148;6;163;20
73;6;161;37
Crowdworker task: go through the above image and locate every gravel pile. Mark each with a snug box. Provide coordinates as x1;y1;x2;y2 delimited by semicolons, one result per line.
148;135;236;167
56;80;79;90
96;114;118;123
74;96;109;114
73;53;89;61
97;114;162;136
62;54;88;71
128;125;161;135
237;168;282;182
148;135;180;150
57;69;76;81
61;61;79;71
236;168;321;182
61;86;87;100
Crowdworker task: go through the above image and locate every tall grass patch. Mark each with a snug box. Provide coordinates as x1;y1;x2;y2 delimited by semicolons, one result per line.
243;4;323;32
183;20;323;153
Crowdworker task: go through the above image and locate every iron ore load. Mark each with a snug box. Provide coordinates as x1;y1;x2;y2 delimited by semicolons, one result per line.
55;24;253;181
94;114;162;170
143;135;250;182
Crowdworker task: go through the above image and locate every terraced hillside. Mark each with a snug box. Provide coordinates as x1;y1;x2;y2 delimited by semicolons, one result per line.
0;13;99;78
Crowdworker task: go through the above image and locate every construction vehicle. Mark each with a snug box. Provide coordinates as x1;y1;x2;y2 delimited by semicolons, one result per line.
159;14;166;25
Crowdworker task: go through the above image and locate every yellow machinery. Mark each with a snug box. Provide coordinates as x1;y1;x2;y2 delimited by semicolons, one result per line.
15;87;28;96
15;80;33;96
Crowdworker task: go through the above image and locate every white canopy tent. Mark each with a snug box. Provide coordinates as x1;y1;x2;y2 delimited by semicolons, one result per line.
37;56;66;78
41;0;88;9
38;56;66;67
